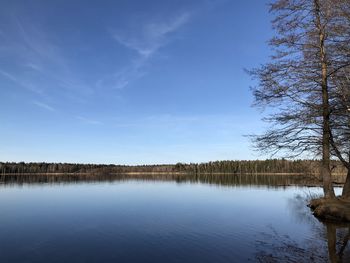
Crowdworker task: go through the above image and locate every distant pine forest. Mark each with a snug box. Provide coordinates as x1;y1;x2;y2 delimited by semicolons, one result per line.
0;159;347;175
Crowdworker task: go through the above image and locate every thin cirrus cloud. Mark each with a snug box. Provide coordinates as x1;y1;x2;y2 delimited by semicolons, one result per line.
32;101;55;112
2;9;191;126
0;16;92;102
0;69;19;83
76;116;103;125
0;69;44;94
112;12;190;59
13;17;66;69
96;60;145;90
97;12;190;90
2;11;190;97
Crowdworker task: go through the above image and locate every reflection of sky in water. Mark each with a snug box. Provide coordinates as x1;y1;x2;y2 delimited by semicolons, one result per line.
0;181;348;262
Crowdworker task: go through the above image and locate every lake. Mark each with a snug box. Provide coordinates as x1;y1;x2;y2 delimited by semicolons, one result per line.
0;173;349;262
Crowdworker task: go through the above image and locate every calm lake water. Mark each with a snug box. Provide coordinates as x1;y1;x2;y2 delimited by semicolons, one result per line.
0;174;349;262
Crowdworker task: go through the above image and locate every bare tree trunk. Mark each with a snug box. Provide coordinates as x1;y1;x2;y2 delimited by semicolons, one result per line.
326;224;340;263
342;169;350;198
338;227;350;260
314;0;335;199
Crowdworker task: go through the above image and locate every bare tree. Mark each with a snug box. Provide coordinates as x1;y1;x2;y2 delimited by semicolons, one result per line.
324;0;350;198
249;0;350;199
329;69;350;197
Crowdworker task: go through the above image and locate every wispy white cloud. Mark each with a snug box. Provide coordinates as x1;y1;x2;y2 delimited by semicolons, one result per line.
112;12;190;59
23;63;43;72
0;69;44;94
0;16;92;101
99;12;190;91
13;17;66;68
76;116;103;125
0;69;18;82
32;101;55;112
96;61;144;90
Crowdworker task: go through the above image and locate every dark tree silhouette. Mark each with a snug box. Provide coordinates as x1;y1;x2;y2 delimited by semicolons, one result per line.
249;0;350;199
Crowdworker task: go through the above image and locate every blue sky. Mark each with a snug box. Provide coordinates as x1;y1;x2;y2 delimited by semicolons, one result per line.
0;0;273;164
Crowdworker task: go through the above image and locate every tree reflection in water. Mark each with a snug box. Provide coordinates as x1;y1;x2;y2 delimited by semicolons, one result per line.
0;172;335;188
325;222;350;263
255;194;350;263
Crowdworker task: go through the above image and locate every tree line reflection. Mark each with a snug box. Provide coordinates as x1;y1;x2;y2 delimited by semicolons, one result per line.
0;173;346;187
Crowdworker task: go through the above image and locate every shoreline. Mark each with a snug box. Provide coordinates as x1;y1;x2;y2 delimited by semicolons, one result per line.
0;172;346;176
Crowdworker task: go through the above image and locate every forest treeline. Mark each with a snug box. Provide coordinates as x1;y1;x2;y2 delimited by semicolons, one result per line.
0;159;346;175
